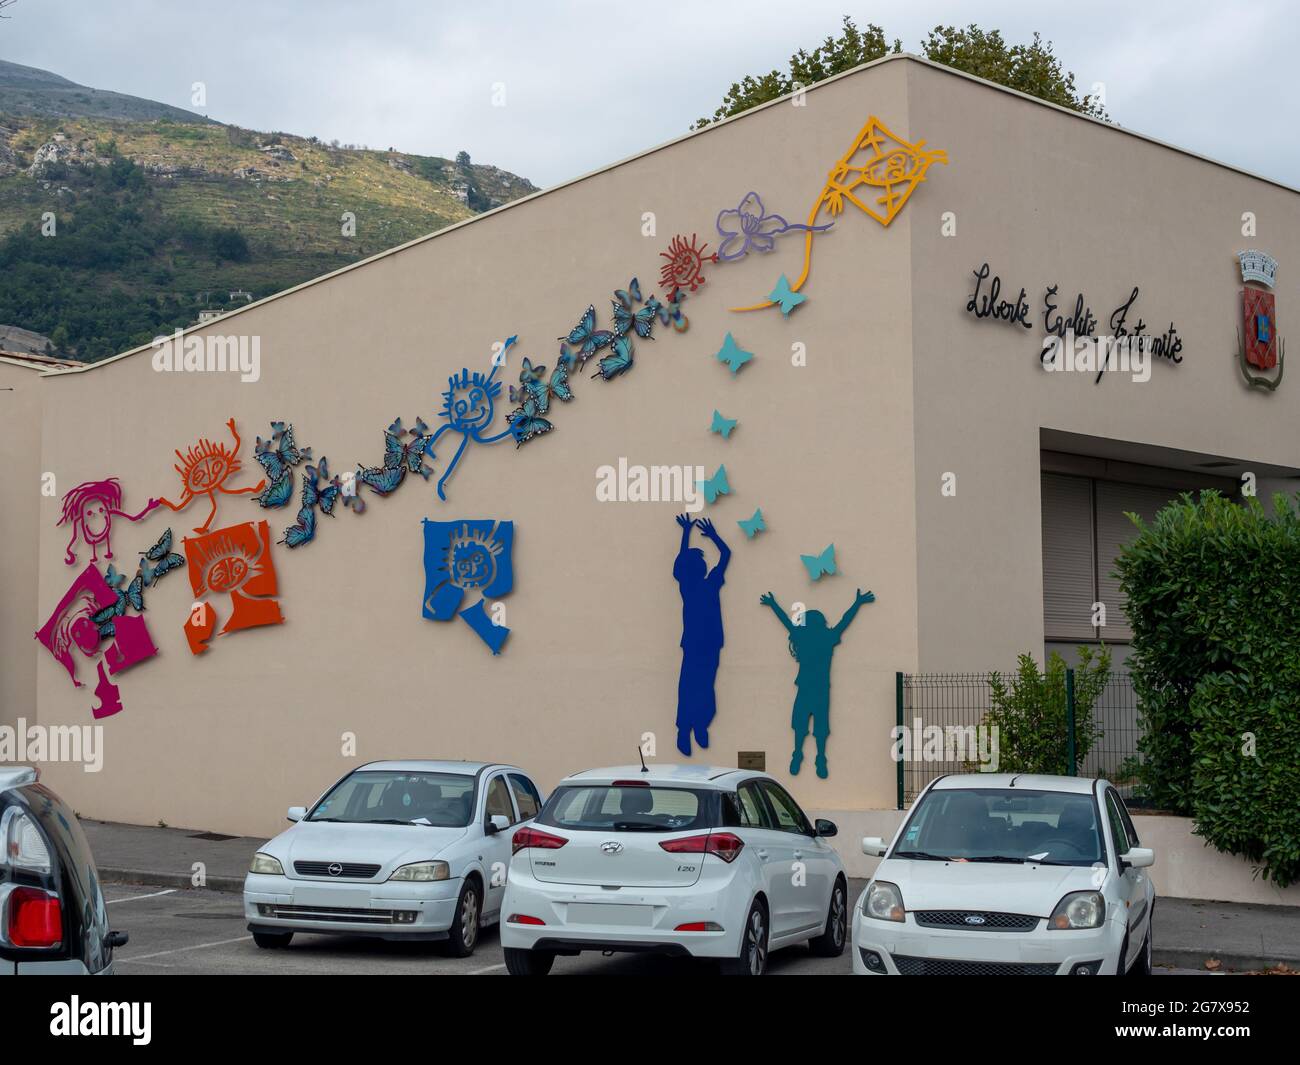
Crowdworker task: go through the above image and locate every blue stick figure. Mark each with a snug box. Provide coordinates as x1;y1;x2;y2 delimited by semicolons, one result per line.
673;514;731;756
426;338;518;502
760;588;874;778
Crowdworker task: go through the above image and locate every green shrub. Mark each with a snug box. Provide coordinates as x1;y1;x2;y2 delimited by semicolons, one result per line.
1116;491;1300;885
984;646;1110;775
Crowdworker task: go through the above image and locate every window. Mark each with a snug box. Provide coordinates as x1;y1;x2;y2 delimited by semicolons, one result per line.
758;781;811;836
733;785;769;832
485;775;515;824
308;771;476;827
539;786;708;832
1041;473;1188;641
508;774;541;820
1105;789;1132;854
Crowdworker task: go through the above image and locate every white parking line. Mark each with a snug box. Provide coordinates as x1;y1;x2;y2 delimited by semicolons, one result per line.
120;935;254;962
107;889;178;905
469;962;507;974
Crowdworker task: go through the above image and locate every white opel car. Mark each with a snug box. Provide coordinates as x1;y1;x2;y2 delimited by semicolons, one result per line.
243;760;543;956
499;764;848;975
852;774;1155;975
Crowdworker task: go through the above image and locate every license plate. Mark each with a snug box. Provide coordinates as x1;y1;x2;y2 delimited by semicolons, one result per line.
293;886;371;908
567;903;653;927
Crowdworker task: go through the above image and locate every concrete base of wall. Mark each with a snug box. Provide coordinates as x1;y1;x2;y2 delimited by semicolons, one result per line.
813;808;1300;907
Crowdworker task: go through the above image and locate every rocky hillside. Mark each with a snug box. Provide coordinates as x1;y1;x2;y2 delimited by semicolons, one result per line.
0;64;538;362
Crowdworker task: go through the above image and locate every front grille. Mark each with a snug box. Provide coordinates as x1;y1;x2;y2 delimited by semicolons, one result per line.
893;955;1059;976
293;861;381;879
262;903;398;924
913;910;1040;931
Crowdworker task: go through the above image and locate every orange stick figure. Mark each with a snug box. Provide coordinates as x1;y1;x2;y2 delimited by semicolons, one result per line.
159;418;266;534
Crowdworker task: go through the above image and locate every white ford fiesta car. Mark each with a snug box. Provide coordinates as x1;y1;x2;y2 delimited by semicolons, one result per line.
244;760;543;956
499;764;848;975
852;774;1155;976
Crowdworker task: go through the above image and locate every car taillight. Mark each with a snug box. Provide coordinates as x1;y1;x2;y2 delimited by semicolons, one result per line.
507;914;545;925
8;887;62;948
658;831;744;863
511;826;568;855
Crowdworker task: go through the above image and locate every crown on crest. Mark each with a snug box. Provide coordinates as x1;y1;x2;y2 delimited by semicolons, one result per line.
1238;249;1278;288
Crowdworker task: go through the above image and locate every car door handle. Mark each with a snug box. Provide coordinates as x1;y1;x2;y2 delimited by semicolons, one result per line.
793;851;804;861
756;849;769;860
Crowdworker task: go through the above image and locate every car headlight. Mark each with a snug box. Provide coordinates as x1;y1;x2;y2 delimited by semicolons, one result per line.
1049;890;1106;929
388;861;450;883
248;852;284;875
862;880;906;922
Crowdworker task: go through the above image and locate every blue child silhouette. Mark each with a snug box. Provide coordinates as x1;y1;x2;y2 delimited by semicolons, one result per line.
674;514;731;756
760;588;875;778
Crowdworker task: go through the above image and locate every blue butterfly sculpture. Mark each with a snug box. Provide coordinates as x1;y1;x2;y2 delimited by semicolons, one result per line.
563;305;615;366
253;422;311;509
710;410;738;438
698;464;731;505
139;527;185;586
801;543;837;581
715;332;754;374
737;508;766;538
283;457;344;548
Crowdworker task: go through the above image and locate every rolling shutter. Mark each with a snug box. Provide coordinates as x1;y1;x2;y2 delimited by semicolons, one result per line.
1041;473;1096;641
1095;482;1181;641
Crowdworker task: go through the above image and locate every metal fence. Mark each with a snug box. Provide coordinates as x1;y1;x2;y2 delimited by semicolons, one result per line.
895;670;1141;808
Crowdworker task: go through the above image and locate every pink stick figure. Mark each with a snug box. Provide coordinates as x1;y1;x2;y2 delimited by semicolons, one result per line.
57;478;159;565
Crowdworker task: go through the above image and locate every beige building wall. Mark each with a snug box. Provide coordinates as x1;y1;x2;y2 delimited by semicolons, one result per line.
904;60;1300;668
0;360;45;730
29;60;922;837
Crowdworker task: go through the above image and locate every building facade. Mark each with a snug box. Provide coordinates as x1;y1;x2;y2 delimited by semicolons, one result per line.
5;57;1299;854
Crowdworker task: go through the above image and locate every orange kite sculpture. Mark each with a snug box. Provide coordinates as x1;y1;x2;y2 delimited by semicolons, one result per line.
731;116;948;313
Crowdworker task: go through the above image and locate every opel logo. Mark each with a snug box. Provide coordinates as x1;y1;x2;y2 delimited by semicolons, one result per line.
600;841;624;855
964;914;986;925
327;863;343;877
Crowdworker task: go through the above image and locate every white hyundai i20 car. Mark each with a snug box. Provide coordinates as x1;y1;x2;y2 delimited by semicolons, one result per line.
852;774;1155;975
244;761;543;956
500;764;848;975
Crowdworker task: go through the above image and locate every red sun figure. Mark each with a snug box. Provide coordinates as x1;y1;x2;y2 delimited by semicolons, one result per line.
160;418;266;534
659;233;717;294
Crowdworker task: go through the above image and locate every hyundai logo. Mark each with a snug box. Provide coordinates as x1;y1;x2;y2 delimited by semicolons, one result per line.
600;841;624;855
327;863;343;877
963;914;986;925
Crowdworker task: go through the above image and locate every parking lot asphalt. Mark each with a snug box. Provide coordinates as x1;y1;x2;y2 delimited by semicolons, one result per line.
104;881;1213;976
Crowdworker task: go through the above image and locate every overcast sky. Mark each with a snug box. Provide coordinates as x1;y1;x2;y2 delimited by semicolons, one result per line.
2;0;1296;189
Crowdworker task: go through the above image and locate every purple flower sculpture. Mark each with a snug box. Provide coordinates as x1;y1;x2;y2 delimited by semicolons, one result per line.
715;191;833;263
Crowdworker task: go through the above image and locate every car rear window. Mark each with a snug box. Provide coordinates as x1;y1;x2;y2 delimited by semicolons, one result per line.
538;785;713;832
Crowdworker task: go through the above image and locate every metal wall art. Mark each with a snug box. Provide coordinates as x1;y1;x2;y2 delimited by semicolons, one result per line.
760;588;874;778
801;543;836;580
253;422;312;509
161;418;266;534
430;351;517;499
731;118;947;313
714;332;754;374
421;519;515;654
182;519;284;655
698;465;730;505
715;192;833;263
35;564;159;719
660;234;716;293
673;515;731;756
737;508;766;539
710;410;738;438
91;528;185;639
58;477;159;565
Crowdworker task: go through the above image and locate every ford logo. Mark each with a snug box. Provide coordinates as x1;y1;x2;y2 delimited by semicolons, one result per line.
600;841;624;855
963;914;986;925
327;863;343;877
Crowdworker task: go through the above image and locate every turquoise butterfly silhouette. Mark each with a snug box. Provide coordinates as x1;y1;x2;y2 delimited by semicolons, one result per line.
697;464;730;505
737;508;766;538
710;410;738;438
768;274;806;316
715;332;753;374
801;543;836;580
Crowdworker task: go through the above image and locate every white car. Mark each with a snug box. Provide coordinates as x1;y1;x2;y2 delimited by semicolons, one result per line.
852;774;1155;975
243;760;543;956
499;764;847;975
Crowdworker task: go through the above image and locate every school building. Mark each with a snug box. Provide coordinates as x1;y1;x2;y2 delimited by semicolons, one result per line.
3;55;1298;899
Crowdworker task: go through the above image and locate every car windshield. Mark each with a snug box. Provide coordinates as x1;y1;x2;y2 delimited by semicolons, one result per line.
309;771;475;827
895;788;1103;866
538;785;709;832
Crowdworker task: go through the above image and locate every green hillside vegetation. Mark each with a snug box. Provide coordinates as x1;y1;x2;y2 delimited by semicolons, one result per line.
0;113;537;361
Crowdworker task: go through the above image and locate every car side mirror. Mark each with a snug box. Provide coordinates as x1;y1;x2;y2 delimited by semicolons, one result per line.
862;836;889;857
486;814;510;834
814;818;838;838
1121;847;1155;869
286;806;306;823
104;930;129;949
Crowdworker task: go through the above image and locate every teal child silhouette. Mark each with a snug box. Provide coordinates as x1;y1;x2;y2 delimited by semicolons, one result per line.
760;588;875;778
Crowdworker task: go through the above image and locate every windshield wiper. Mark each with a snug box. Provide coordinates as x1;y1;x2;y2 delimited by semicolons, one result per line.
363;818;418;826
892;850;950;861
964;855;1027;864
612;821;662;831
